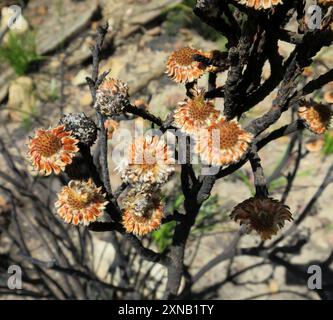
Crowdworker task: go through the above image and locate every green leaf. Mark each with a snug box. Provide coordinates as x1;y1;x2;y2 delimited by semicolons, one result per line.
151;221;177;252
0;31;44;75
323;131;333;156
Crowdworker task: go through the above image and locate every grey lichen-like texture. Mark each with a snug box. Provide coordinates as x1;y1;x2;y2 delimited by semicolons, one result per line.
59;113;98;147
94;91;129;117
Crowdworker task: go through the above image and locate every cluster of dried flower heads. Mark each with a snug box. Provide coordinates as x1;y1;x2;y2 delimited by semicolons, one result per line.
93;77;175;236
26;36;332;242
166;45;295;240
95;78;176;236
167;47;253;167
27;74;176;237
27;115;109;226
119;136;175;236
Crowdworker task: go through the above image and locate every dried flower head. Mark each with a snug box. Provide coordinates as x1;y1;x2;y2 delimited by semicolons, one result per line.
166;47;210;83
28;125;79;176
174;88;220;135
230;197;293;240
59;113;98;147
121;186;163;236
104;119;119;139
235;0;283;10
94;78;129;117
119;135;174;185
298;101;332;134
194;117;252;166
55;179;108;226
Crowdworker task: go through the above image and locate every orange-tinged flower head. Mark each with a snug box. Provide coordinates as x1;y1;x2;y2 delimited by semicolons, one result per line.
230;197;293;240
235;0;283;10
27;125;79;176
121;186;163;236
55;179;109;226
166;47;210;83
194;117;253;166
298;102;332;134
174;88;220;135
104;119;119;140
118;135;175;185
